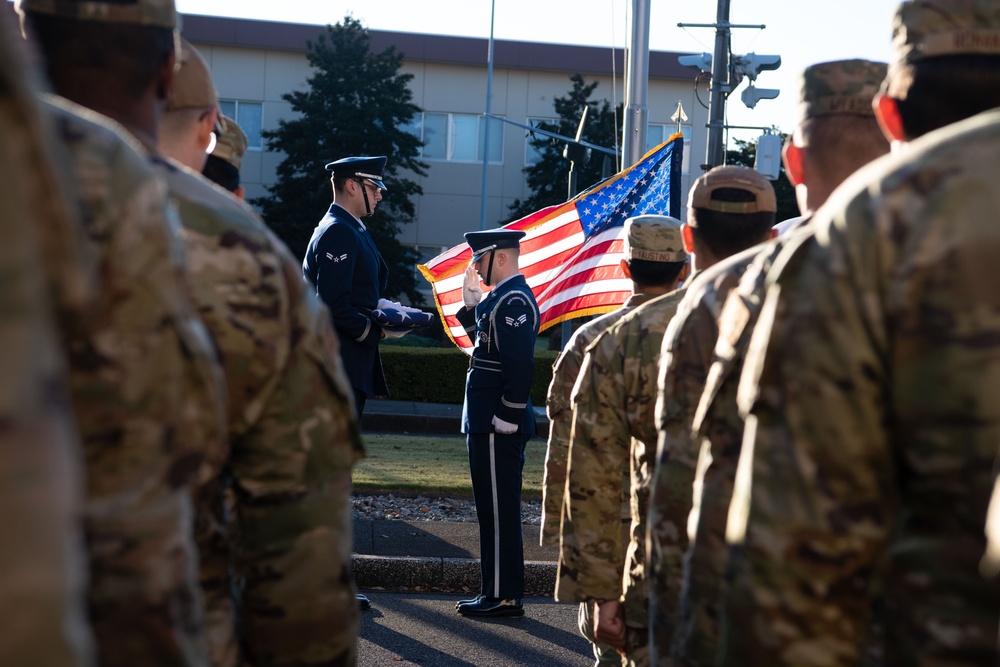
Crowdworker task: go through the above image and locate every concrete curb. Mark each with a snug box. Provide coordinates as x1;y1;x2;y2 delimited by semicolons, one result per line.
353;555;556;597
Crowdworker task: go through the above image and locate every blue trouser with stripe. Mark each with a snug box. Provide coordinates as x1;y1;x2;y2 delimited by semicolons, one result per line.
467;432;527;599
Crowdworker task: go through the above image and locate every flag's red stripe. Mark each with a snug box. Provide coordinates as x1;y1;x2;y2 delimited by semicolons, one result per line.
541;289;633;325
537;264;627;306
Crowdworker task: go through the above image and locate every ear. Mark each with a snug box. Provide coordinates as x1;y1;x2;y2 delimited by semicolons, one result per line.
678;262;691;283
619;258;632;279
196;109;217;153
782;141;804;187
874;93;906;142
234;185;246;201
768;227;779;240
681;224;696;253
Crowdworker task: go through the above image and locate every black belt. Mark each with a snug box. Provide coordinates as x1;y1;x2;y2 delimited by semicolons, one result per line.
469;357;501;371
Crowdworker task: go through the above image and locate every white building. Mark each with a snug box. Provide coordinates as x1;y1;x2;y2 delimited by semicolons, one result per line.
182;13;707;281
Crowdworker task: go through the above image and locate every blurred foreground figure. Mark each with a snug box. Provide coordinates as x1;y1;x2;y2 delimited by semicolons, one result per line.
0;15;95;667
720;1;1000;664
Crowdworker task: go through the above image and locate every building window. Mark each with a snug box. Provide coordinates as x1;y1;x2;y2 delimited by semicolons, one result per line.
219;100;263;150
411;112;502;163
646;123;691;173
525;117;558;166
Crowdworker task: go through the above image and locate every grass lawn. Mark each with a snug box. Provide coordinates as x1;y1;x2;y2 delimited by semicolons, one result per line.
353;433;547;499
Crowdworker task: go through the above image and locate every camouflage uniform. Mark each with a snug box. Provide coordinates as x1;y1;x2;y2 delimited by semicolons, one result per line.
647;60;887;667
158;37;363;665
546;215;687;666
724;98;1000;667
646;249;757;666
17;0;364;662
559;280;690;667
154;155;364;667
0;21;95;666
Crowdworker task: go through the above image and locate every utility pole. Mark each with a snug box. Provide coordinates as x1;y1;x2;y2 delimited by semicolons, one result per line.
706;0;731;169
678;0;771;171
478;0;496;230
622;0;651;169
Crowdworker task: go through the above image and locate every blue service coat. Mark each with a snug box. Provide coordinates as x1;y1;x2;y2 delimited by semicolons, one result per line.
456;274;540;434
303;203;389;398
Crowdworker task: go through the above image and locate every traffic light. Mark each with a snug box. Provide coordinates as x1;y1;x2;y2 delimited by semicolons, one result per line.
678;52;712;73
734;53;781;81
741;85;780;109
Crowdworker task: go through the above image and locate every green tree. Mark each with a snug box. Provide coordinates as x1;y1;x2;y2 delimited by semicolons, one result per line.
253;16;428;304
725;135;800;222
506;74;622;221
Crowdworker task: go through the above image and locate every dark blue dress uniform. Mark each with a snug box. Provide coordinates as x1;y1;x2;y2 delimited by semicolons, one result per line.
303;157;389;414
455;231;539;610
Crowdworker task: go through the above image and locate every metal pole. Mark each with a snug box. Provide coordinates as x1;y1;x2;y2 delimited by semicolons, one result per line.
622;0;651;168
706;0;731;169
478;0;496;230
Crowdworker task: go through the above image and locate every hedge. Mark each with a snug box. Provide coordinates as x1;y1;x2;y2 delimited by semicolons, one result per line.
380;346;559;406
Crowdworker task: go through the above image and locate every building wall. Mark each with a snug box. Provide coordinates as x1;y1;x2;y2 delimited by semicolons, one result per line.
187;16;709;260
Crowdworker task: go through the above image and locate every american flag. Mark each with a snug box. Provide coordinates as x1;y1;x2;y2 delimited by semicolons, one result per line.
418;135;683;354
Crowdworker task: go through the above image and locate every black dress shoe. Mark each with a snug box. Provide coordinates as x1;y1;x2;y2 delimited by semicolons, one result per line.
455;594;483;609
356;593;371;610
457;597;524;617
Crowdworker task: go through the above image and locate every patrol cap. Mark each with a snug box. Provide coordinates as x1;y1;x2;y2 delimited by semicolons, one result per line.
623;215;687;262
891;0;1000;69
325;155;387;191
465;230;526;262
14;0;178;28
211;114;248;171
688;165;777;218
797;59;887;121
168;38;218;109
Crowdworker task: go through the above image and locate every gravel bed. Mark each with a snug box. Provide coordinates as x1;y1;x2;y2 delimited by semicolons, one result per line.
353;493;542;525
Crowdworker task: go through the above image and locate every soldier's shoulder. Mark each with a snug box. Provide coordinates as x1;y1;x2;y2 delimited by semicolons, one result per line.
154;158;273;238
40;94;159;193
615;285;689;336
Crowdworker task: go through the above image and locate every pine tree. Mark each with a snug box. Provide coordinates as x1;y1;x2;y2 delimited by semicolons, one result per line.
253;16;428;303
506;74;622;222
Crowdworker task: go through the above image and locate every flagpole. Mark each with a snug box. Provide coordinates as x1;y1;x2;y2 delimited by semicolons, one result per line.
479;0;496;231
622;0;651;168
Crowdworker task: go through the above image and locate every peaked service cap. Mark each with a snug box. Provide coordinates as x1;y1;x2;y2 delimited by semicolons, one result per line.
465;229;526;262
325;155;387;190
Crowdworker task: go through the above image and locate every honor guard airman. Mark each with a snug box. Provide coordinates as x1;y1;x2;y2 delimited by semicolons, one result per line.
304;155;391;418
455;229;540;618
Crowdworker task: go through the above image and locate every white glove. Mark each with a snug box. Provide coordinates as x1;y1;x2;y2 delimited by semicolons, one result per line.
381;328;409;339
491;415;518;434
463;267;483;310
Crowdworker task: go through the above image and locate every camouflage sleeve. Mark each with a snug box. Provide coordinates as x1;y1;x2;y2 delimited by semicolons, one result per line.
646;294;718;658
721;215;896;665
541;339;585;547
0;38;95;663
557;329;629;603
44;109;228;667
233;247;363;667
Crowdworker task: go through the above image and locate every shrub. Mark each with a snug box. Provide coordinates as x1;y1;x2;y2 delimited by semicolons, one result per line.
380;346;558;405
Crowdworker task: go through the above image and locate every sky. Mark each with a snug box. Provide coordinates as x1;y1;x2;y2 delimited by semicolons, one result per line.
175;0;900;146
